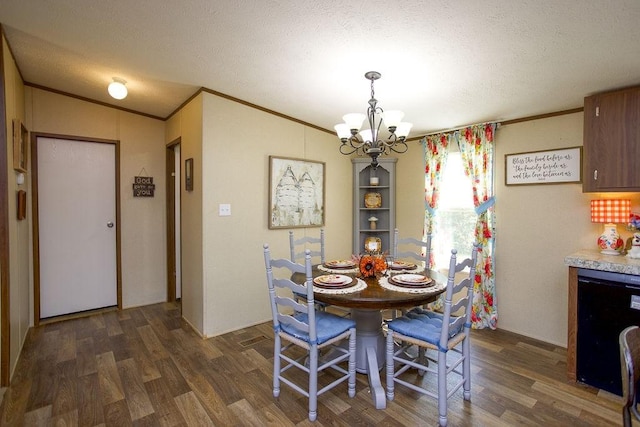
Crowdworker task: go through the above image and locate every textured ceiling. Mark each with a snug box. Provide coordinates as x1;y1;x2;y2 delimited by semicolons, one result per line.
1;0;639;136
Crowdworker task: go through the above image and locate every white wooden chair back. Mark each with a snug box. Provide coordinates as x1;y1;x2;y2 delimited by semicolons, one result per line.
393;228;432;270
289;229;325;264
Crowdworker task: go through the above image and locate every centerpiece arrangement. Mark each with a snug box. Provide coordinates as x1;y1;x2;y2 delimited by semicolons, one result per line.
352;252;387;278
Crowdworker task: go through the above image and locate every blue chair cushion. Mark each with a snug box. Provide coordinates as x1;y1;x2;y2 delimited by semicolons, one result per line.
280;312;356;345
387;307;462;347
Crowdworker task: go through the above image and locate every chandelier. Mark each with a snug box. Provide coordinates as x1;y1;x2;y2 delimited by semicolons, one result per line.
334;71;412;168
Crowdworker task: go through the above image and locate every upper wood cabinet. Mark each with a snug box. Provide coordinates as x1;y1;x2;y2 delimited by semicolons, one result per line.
583;86;640;192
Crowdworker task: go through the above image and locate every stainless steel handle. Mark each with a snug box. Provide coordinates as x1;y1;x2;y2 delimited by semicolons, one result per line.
107;221;114;228
593;170;598;181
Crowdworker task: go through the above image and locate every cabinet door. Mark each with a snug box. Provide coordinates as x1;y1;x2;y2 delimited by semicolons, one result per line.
583;87;640;192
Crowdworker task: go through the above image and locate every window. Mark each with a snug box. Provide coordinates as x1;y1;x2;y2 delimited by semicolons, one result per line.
431;151;476;270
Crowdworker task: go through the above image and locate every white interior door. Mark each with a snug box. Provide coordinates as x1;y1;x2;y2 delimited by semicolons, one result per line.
38;137;117;318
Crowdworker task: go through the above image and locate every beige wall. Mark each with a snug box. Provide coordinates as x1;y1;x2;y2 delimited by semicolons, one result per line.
25;87;168;313
199;92;352;337
166;95;204;333
3;34;30;380
395;141;427;237
495;113;640;345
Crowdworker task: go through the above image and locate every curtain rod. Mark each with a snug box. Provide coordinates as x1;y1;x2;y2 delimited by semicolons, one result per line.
417;121;501;139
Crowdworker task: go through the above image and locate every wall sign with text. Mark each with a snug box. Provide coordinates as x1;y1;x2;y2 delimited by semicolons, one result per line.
505;146;582;186
133;176;155;197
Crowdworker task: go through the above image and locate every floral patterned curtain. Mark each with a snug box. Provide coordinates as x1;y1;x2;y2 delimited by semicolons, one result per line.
422;133;454;257
457;123;497;329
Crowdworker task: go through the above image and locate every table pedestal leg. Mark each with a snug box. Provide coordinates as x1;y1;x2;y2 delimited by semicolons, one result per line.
351;309;386;409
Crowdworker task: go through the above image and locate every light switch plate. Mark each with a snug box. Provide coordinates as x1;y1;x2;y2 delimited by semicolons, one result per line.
219;203;231;216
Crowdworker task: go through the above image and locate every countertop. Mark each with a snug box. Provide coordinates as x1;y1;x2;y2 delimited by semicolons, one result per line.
565;249;640;276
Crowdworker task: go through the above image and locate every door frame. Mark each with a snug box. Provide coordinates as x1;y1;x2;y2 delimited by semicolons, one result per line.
31;132;122;325
166;137;180;301
0;45;10;386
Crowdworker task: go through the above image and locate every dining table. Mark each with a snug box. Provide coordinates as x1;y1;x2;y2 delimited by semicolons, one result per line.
292;261;446;409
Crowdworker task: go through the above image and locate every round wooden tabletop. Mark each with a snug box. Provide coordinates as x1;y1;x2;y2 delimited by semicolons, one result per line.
292;266;444;310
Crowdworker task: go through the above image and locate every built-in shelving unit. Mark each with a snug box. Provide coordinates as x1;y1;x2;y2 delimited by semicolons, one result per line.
352;157;396;255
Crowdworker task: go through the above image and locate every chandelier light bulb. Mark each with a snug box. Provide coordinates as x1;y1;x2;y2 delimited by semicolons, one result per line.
396;122;413;138
334;123;351;140
108;78;128;100
381;110;404;130
342;113;366;131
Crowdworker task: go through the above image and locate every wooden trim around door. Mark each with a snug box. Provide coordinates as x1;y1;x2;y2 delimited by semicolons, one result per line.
31;133;122;325
0;34;11;386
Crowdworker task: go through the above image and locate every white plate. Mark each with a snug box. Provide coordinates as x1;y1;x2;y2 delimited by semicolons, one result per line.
325;260;355;268
390;261;417;270
393;274;431;285
314;274;351;285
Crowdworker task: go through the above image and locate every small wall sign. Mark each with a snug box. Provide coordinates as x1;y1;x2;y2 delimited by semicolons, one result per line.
133;176;155;197
505;146;582;186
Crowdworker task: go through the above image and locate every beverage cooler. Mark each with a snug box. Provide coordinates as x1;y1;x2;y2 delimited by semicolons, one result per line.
577;268;640;395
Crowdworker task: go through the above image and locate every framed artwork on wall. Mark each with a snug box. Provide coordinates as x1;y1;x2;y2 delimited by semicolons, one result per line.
12;119;28;172
269;156;325;229
185;158;193;191
505;146;582;186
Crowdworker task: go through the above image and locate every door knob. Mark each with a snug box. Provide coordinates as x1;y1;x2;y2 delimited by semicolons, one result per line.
107;221;114;228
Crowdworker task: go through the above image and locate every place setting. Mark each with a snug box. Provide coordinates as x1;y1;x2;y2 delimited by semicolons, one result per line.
386;260;425;274
318;259;359;274
380;273;443;294
312;273;366;294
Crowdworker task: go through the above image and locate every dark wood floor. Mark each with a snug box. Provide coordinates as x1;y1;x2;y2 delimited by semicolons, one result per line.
0;302;623;426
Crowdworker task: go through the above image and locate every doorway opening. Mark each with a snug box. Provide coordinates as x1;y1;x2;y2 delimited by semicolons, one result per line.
166;138;182;302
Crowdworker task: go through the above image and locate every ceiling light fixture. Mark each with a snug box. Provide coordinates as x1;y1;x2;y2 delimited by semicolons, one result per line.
334;71;412;168
108;77;128;100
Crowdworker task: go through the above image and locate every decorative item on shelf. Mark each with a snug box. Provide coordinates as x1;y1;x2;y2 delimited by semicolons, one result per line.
364;236;382;254
364;192;382;208
370;176;379;186
590;199;631;255
334;71;412;168
627;232;640;259
628;212;640;231
368;216;378;230
353;252;388;278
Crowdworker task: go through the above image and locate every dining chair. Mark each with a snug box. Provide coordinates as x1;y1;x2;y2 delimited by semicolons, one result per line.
390;228;433;318
385;244;479;427
263;244;356;422
392;228;433;270
289;229;350;317
620;325;640;427
289;229;325;265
